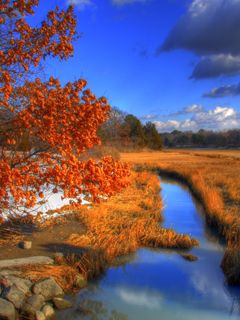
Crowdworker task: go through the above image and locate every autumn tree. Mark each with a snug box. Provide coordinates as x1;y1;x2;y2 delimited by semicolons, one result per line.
99;107;131;148
0;0;130;221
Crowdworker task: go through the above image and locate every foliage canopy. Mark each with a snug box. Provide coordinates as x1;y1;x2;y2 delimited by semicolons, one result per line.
0;0;130;222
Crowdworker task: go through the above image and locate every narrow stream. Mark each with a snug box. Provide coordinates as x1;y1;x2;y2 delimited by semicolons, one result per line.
58;176;240;320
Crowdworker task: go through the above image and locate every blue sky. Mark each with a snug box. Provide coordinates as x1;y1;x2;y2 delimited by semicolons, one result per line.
36;0;240;132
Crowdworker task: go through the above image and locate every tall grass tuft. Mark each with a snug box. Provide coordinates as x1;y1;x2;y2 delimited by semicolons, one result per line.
66;171;198;266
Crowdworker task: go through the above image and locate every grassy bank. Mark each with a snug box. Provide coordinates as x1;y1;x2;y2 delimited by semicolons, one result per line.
15;170;198;292
66;171;198;260
121;150;240;284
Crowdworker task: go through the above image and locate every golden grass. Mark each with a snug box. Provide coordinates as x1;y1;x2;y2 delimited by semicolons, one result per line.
20;264;78;292
62;251;108;280
20;249;107;292
66;171;198;264
0;225;25;246
121;150;240;241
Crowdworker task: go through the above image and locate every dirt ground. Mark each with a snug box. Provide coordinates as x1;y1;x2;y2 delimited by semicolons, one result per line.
0;218;85;260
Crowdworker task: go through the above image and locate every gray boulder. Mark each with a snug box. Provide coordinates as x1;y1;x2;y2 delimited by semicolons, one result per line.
2;284;25;309
21;294;45;316
52;297;72;310
33;278;63;300
18;241;32;250
0;298;16;320
0;277;12;288
41;304;55;319
53;252;64;260
0;256;54;269
4;276;32;295
36;310;46;320
0;270;21;277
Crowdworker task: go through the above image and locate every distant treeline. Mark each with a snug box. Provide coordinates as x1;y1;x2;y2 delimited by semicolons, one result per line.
99;108;163;150
2;104;238;151
162;129;240;148
100;108;240;150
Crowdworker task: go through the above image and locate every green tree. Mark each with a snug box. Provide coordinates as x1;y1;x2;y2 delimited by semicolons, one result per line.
124;114;146;148
143;122;162;150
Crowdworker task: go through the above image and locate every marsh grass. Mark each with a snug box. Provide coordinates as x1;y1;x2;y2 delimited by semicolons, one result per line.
5;168;199;292
121;150;240;283
20;264;79;292
221;249;240;285
66;171;198;265
17;170;198;292
0;224;26;246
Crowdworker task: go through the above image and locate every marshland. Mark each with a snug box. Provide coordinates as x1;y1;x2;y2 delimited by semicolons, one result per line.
1;149;240;319
1;1;240;320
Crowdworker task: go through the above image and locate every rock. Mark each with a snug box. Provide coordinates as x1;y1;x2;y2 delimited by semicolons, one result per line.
0;277;12;288
52;297;72;310
0;298;16;320
2;284;25;309
36;310;46;320
33;278;63;301
180;253;198;262
0;257;54;269
4;276;32;295
41;304;55;319
0;270;21;277
53;252;64;260
19;241;32;250
21;294;45;316
75;274;87;288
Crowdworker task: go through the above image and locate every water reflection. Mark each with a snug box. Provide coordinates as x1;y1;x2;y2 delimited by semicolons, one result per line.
57;293;128;320
57;176;240;320
160;176;224;251
116;287;162;309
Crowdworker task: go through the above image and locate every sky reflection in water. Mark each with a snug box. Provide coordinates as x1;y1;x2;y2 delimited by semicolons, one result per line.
58;177;240;320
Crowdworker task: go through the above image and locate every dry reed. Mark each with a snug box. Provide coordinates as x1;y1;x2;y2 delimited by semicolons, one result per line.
20;264;79;292
66;171;198;265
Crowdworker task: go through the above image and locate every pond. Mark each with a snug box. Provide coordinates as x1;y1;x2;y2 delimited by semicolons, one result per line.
57;176;240;320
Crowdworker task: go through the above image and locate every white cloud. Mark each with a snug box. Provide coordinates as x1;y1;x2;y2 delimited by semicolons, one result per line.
67;0;93;9
167;104;203;117
184;104;203;113
154;119;197;132
141;114;158;121
194;106;237;126
203;82;240;98
189;0;219;18
154;106;240;132
141;110;202;122
191;270;231;307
